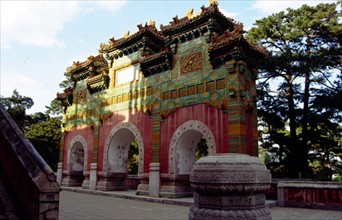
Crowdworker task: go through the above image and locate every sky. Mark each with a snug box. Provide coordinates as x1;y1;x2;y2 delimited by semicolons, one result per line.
0;0;336;114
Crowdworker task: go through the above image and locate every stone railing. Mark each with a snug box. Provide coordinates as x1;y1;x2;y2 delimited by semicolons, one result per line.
0;105;60;219
277;180;342;211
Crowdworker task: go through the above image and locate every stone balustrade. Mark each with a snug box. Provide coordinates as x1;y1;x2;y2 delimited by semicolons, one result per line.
0;105;61;219
277;181;342;211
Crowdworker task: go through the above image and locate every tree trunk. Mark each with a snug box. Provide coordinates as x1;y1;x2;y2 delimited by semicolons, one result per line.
300;37;312;178
287;79;299;178
301;69;310;178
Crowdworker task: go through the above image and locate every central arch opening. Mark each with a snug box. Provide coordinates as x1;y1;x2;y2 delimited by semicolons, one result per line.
163;120;215;197
177;131;208;174
108;128;134;173
104;127;142;190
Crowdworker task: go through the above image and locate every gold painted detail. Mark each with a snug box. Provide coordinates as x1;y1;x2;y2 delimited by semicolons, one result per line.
208;0;218;6
147;87;154;96
216;78;226;89
161;78;225;102
180;51;202;75
186;8;194;19
206;81;215;92
163;92;170;101
100;112;113;123
187;86;196;95
204;99;227;110
160;107;179;120
75;89;87;103
197;83;205;93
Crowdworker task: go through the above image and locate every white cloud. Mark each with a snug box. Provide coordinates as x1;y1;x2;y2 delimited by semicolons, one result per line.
0;1;127;48
220;8;237;20
1;1;80;48
92;1;127;12
252;0;336;14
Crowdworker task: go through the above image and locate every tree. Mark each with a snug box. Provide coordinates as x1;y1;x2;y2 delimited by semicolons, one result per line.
195;138;209;161
25;117;61;170
247;2;341;178
0;90;34;130
128;139;139;175
0;90;62;171
45;99;63;119
308;75;342;180
59;73;73;89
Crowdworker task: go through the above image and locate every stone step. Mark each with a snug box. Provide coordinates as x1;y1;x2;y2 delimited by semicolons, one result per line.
266;200;278;208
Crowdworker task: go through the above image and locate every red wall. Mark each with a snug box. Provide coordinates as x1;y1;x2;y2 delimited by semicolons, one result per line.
98;108;152;173
160;103;228;174
64;125;94;170
64;104;231;174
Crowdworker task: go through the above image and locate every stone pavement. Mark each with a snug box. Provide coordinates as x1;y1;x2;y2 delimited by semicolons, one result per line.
59;189;342;220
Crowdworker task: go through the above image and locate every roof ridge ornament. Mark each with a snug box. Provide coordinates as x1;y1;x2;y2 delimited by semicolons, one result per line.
148;20;155;26
124;30;130;38
208;0;218;6
186;8;194;19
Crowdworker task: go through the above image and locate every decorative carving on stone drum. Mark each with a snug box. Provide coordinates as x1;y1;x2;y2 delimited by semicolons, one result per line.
189;154;272;220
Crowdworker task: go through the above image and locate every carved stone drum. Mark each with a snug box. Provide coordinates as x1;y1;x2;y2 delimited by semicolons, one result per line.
189;153;272;220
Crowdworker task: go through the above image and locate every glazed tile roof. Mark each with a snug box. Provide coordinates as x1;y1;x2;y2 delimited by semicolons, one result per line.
160;4;235;35
65;55;107;75
99;22;166;53
209;23;266;57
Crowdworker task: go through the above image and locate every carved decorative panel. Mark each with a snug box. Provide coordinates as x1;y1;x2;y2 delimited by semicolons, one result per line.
163;92;170;101
75;89;87;103
188;86;196;96
180;51;202;75
171;90;178;99
216;78;226;89
197;83;204;94
179;88;187;97
206;81;215;92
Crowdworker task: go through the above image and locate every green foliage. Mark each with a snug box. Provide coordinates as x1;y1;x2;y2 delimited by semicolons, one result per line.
0;90;61;171
195;138;208;161
128;139;139;175
247;2;341;179
45;99;63;119
25;117;61;171
0;89;34;130
59;73;73;89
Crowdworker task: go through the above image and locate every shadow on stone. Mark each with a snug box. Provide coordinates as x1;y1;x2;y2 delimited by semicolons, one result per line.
189;153;272;220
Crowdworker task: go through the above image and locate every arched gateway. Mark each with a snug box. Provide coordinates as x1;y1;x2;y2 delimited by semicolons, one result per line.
57;2;265;197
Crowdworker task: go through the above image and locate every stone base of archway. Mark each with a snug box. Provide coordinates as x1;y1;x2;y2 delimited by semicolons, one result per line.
159;174;193;198
81;171;90;189
136;174;149;195
61;171;85;187
96;172;128;191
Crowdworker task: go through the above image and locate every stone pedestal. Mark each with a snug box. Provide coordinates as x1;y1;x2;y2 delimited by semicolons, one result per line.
61;170;85;187
136;173;149;195
160;174;193;198
96;172;127;191
149;163;160;197
56;162;63;185
82;171;90;189
189;153;272;220
89;163;98;190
